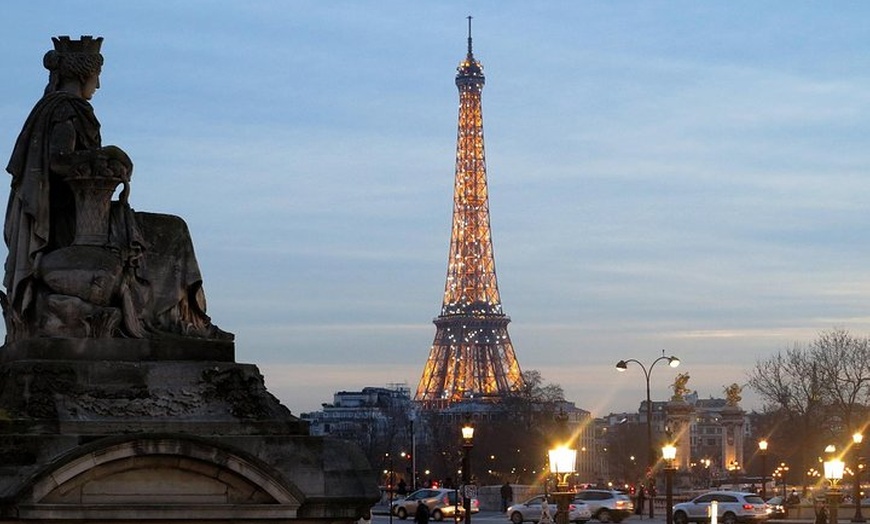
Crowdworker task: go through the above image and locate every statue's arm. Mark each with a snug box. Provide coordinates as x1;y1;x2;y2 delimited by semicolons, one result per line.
47;120;133;187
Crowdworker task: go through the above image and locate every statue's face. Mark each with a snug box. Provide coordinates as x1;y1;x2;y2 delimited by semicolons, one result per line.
81;72;100;100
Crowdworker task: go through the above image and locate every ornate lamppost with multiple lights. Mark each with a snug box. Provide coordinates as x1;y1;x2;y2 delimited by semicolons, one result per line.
550;445;577;524
776;462;790;500
824;449;846;524
700;458;712;488
728;460;741;486
616;351;680;518
461;422;475;524
662;443;677;524
759;439;769;500
853;432;865;523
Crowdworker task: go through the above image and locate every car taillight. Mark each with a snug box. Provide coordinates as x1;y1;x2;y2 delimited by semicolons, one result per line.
616;501;627;509
743;504;754;510
443;496;449;504
569;504;576;511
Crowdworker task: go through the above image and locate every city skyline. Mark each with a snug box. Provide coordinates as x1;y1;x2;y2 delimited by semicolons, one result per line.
3;2;870;417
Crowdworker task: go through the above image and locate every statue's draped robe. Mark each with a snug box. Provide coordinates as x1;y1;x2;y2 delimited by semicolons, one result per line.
5;91;222;339
5;92;96;315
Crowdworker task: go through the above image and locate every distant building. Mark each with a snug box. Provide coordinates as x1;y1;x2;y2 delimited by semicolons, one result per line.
301;384;414;472
689;396;730;467
600;392;755;485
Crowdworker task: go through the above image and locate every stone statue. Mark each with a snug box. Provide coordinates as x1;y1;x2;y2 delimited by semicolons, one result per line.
671;372;690;401
724;383;743;406
2;36;231;343
0;36;377;524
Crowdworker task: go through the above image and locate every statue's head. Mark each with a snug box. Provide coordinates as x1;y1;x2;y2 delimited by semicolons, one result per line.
43;35;104;95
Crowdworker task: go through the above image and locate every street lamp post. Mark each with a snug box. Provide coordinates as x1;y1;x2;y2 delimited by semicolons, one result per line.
825;452;845;524
778;462;789;499
729;460;740;486
386;453;394;524
550;445;578;524
759;440;768;500
853;432;865;523
410;414;418;491
461;423;474;524
701;458;712;488
663;444;677;524
616;351;681;519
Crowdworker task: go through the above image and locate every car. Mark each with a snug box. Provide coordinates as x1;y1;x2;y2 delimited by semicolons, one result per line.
572;489;634;523
765;496;786;519
507;495;592;524
390;488;479;521
673;491;769;524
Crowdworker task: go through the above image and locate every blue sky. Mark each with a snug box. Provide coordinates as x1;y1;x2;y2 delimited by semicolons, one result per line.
3;2;870;417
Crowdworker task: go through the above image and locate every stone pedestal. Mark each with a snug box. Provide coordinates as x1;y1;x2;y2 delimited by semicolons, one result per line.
721;405;746;476
666;399;695;471
0;341;379;523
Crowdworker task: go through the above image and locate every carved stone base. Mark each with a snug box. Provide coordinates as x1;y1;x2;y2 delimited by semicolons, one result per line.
0;353;378;522
0;337;235;363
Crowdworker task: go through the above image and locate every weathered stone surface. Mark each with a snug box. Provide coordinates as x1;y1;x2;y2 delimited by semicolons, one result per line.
0;359;379;521
0;337;234;364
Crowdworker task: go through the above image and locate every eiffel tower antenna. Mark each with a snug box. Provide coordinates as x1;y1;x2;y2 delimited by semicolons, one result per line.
467;15;473;56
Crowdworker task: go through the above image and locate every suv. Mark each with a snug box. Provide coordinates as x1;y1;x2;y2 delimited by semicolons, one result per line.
572;489;634;522
390;488;479;521
673;491;769;524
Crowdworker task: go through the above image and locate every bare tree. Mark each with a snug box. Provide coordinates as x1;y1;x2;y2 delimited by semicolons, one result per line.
519;369;566;404
812;329;870;430
748;328;870;489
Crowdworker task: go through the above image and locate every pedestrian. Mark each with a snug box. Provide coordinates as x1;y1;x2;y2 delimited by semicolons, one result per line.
357;508;372;524
814;497;828;524
540;497;554;524
635;483;645;517
415;501;430;524
501;481;513;512
398;479;408;496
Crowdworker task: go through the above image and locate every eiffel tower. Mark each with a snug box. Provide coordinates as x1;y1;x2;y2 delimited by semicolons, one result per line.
415;18;524;408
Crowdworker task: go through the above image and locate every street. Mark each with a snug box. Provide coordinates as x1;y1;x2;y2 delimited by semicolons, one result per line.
369;512;818;524
371;511;673;524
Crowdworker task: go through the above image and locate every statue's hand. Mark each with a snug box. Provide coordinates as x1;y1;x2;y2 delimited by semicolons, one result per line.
54;146;132;181
100;145;133;178
107;158;129;180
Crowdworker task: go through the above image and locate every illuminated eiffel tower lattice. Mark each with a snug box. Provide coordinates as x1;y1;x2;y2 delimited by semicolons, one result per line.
415;19;524;408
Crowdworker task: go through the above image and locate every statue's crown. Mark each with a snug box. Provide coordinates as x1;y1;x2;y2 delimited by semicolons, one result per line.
52;35;103;54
